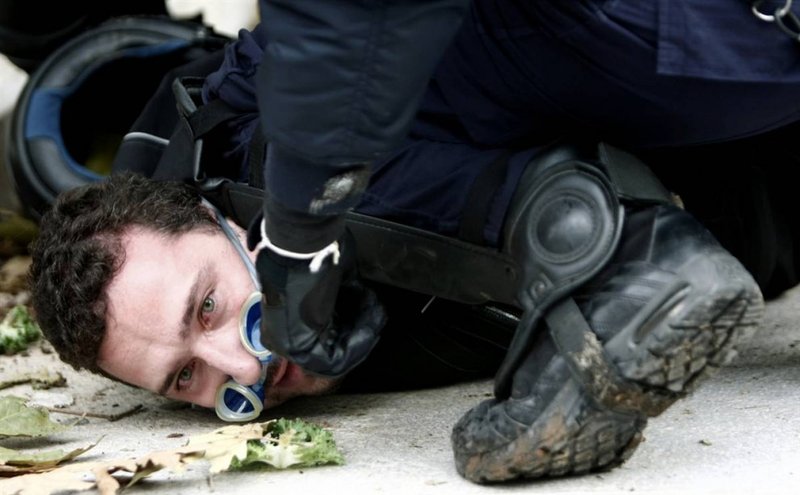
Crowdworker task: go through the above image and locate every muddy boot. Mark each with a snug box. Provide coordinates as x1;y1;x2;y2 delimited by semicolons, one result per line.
450;147;764;483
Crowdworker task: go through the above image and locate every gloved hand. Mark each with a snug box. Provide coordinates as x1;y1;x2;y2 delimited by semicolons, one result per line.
249;217;386;377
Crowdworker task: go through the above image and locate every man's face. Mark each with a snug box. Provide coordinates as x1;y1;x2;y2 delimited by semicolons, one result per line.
97;224;339;411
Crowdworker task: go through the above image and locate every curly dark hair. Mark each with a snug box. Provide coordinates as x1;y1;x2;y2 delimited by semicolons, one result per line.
29;173;217;373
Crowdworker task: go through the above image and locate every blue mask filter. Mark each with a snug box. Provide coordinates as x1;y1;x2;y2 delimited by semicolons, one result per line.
202;199;274;422
215;292;274;422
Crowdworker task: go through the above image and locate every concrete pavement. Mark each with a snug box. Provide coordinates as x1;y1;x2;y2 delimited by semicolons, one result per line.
0;285;798;494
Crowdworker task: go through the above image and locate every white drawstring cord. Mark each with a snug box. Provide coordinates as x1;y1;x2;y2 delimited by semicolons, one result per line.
256;217;340;273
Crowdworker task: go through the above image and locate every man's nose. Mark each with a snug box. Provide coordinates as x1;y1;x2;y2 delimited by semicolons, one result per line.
195;325;263;386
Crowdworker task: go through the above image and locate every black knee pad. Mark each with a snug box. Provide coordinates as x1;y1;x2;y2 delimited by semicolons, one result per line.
502;144;623;312
493;142;674;397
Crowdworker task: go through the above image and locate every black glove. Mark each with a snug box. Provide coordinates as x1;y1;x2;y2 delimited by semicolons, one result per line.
250;223;386;377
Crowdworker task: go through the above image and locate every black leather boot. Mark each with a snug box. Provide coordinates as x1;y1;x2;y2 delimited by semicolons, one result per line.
451;201;764;482
335;141;762;483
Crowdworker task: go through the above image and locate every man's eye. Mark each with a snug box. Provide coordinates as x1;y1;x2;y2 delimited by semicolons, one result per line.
202;296;216;314
177;365;193;390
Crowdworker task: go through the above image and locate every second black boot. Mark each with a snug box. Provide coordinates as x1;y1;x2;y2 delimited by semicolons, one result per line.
451;146;764;483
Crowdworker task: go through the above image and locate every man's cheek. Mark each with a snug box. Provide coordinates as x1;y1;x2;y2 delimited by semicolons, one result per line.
182;370;229;409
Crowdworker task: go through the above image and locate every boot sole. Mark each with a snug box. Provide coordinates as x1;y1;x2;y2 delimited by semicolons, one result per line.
453;252;764;482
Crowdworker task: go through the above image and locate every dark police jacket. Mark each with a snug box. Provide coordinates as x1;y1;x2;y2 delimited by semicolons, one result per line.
252;0;800;253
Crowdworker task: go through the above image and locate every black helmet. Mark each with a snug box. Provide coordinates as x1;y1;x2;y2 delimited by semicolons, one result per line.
5;15;230;219
0;1;168;72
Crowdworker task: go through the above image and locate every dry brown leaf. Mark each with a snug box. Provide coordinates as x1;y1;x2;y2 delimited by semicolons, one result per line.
0;421;337;494
0;441;97;475
90;449;205;495
182;422;264;473
0;448;205;495
92;465;121;495
0;460;100;495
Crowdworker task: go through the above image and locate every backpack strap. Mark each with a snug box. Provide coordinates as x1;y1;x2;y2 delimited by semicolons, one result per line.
112;73;244;188
110;44;228;177
152;76;243;183
247;120;267;190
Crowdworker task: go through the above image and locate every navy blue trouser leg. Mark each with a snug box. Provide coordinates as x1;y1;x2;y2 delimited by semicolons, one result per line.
431;0;800;149
355;139;539;246
369;0;800;248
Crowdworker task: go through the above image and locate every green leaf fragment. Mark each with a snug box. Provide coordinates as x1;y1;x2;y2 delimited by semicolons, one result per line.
0;396;66;438
0;306;41;355
229;418;344;471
